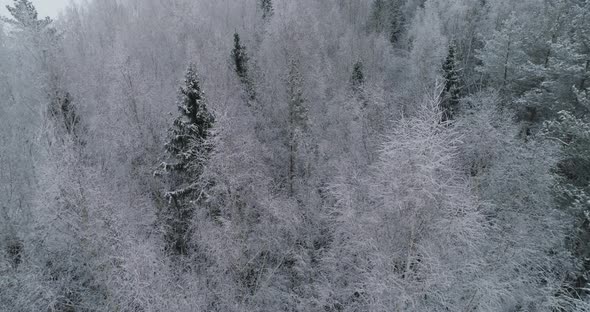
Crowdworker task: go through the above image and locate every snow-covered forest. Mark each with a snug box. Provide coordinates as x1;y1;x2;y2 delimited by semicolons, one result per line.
2;0;590;310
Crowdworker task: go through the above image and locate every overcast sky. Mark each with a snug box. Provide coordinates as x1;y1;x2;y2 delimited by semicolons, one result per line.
0;0;74;19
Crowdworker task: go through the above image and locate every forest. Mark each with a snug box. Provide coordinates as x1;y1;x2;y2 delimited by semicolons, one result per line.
1;0;590;311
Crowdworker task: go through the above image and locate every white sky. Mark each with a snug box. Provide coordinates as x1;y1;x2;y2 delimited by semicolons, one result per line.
0;0;74;19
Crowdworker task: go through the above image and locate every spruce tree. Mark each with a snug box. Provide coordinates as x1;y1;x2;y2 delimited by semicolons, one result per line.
368;0;404;44
2;0;57;51
287;59;308;132
351;60;369;110
351;61;365;90
350;60;371;159
231;33;256;101
231;33;248;80
261;0;273;20
49;91;85;145
545;89;590;296
387;2;404;44
158;63;214;256
441;43;462;121
287;59;308;196
2;0;51;31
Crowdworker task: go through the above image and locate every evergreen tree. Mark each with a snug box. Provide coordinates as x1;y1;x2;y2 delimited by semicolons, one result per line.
544;89;590;297
2;0;57;66
368;0;404;44
49;91;85;145
287;59;308;133
158;63;214;256
1;0;57;53
509;1;574;136
1;0;51;31
261;0;273;20
350;60;365;90
287;58;308;196
441;43;462;121
231;33;256;101
350;60;372;159
350;60;369;114
387;3;404;44
231;33;248;80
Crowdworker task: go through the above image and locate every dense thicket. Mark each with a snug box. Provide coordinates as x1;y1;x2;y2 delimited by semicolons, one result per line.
2;0;590;311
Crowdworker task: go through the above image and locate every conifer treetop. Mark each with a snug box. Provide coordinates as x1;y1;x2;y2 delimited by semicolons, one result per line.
165;63;214;161
261;0;273;20
351;60;365;89
2;0;51;31
231;33;249;80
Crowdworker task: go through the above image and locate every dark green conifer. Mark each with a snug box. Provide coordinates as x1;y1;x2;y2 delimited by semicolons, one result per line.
368;0;404;44
2;0;51;30
287;59;308;196
261;0;273;20
158;63;214;256
231;33;249;80
231;33;256;102
351;61;365;90
441;44;462;121
49;91;85;145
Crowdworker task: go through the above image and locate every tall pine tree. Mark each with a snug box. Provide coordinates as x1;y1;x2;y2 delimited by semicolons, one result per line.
2;0;51;31
287;58;308;196
351;60;369;111
441;43;462;121
368;0;404;44
231;33;256;102
261;0;273;20
2;0;57;55
351;60;365;91
157;63;214;256
544;89;590;297
49;91;85;145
